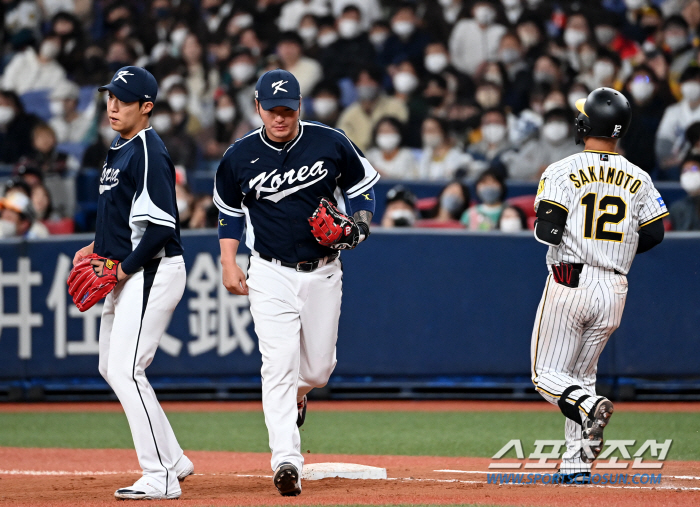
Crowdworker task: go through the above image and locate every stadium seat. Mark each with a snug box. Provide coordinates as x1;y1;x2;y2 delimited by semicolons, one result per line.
43;218;75;235
415;219;464;228
506;194;537;218
20;90;51;121
57;142;88;163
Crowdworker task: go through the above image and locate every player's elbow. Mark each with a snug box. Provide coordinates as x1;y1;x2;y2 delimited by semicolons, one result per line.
637;218;665;254
534;219;564;246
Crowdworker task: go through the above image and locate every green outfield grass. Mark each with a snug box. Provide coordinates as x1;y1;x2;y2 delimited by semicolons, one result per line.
1;410;698;460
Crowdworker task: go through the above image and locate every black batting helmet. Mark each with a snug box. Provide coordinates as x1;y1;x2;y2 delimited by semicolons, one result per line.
574;87;631;145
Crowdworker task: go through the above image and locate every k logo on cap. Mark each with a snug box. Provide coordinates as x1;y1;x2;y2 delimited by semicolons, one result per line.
255;69;300;111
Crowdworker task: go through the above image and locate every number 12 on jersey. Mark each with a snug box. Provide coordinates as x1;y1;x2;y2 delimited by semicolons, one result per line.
581;193;627;242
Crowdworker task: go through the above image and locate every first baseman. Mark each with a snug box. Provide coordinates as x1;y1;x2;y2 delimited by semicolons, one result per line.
531;87;668;483
71;67;193;500
214;69;378;496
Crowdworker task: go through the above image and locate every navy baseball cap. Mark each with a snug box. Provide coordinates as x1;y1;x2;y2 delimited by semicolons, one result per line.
255;69;301;110
98;66;158;104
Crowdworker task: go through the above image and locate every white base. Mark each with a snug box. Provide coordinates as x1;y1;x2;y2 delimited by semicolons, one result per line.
301;463;387;480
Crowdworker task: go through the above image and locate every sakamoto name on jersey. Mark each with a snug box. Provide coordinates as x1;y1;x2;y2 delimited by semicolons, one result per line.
568;166;643;194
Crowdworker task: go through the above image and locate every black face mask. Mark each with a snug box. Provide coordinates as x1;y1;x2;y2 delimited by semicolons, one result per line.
154;7;172;19
425;95;444;107
393;217;412;227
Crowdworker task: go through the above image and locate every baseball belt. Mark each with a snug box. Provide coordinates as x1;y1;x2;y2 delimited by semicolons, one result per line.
258;251;339;273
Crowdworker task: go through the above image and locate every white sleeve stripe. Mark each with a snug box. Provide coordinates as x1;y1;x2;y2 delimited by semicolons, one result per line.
216;205;245;217
212;184;243;214
131;214;176;228
347;171;380;198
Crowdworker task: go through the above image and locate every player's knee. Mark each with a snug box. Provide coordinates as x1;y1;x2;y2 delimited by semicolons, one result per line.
105;362;134;389
303;363;336;388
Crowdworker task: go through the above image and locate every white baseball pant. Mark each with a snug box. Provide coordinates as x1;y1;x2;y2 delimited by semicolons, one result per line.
247;253;342;473
98;256;186;495
531;265;628;473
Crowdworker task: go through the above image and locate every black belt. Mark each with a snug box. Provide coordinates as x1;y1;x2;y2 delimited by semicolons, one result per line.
258;251;339;272
569;263;622;276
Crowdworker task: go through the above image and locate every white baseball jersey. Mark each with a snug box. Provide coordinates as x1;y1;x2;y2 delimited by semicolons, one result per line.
535;150;669;274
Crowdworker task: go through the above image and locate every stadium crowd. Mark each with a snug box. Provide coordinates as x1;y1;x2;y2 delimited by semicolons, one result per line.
1;0;700;238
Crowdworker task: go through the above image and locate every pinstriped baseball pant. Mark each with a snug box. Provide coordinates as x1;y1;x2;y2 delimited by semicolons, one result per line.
530;266;628;473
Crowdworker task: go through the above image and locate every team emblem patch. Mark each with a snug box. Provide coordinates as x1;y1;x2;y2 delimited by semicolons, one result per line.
537;179;545;195
600;153;609;161
105;260;114;270
345;225;352;236
657;196;665;208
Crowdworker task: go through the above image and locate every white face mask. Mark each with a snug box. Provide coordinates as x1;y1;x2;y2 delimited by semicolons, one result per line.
438;0;453;6
474;6;496;25
100;125;115;141
500;216;522;232
595;26;616;46
49;100;64;117
0;105;15;126
151;114;173;133
681;169;700;194
625;0;645;8
593;61;615;82
563;28;587;48
499;48;520;65
177;198;189;215
579;50;596;71
393;72;418;94
425;53;449;74
313;97;337;118
666;34;687;52
567;91;587;111
542;121;569;143
681;81;700;102
298;26;318;42
168;93;187;112
376;132;401;151
482;123;507;144
0;219;17;237
230;62;256;83
422;132;443;148
216;106;236;123
233;14;254;29
518;30;539;48
338;18;360;39
39;41;60;60
629;80;654;102
317;31;338;47
392;20;415;38
369;31;389;46
170;27;189;48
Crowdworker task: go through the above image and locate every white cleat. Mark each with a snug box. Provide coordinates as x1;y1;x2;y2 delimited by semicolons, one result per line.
114;477;181;500
175;454;194;482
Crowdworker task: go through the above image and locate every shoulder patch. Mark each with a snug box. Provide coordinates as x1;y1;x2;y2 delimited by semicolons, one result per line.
537;179;545;195
657;196;665;208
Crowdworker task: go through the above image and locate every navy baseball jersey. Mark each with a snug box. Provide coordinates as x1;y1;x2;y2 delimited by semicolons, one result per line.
94;126;183;261
214;121;379;263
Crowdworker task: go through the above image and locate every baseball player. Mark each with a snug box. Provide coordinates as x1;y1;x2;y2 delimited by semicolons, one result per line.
214;69;378;496
531;87;667;483
71;67;193;500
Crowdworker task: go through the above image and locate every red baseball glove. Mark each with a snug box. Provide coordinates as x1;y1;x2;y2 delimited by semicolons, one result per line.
67;254;121;312
308;197;360;250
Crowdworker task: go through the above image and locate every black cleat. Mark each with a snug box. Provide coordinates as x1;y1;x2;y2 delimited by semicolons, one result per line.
273;462;301;496
297;395;307;428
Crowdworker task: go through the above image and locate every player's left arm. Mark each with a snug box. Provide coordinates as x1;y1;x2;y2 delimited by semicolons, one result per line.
533;165;573;247
636;181;669;254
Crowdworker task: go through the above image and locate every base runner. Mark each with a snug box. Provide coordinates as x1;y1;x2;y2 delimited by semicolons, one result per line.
530;88;668;483
214;69;378;496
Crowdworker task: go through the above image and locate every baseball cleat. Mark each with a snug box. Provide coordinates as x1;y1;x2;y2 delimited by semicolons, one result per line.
175;454;194;482
555;470;591;485
273;462;302;496
581;397;614;463
114;477;181;500
297;395;307;428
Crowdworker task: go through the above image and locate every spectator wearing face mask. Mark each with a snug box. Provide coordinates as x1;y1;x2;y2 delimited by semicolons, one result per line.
320;6;376;82
656;66;700;176
418;116;474;180
175;179;195;229
82;111;116;169
669;154;700;230
0;90;40;165
336;67;408;152
562;13;591;69
277;0;329;32
497;32;531;113
497;204;528;232
531;54;563;91
48;81;95;144
379;3;431;71
620;66;667;174
365;116;418;179
449;0;506;76
331;0;382;30
201;91;242;162
577;49;622;92
296;14;322;56
467;108;515;179
307;81;341;126
1;34;69;94
164;81;202;136
0;188;49;239
420;180;470;227
391;59;426;147
276;32;322;97
151;103;199;171
381;185;417;227
461;169;507;231
508;108;581;181
423;42;476;101
516;16;547;64
662;15;695;84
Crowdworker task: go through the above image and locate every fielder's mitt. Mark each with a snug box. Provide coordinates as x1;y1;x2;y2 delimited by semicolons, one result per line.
308;197;360;250
67;254;121;312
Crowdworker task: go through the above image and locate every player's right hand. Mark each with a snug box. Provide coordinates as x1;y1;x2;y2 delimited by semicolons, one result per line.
222;263;249;296
73;242;95;266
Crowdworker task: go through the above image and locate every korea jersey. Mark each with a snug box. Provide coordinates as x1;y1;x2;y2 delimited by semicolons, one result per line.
535;150;668;275
214;121;379;263
94;126;183;261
